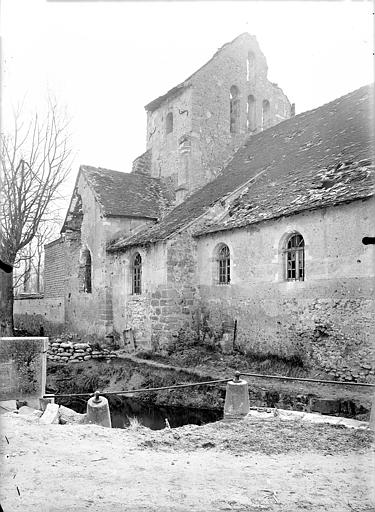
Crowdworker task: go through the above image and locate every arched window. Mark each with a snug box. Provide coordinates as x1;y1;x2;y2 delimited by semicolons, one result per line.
132;253;142;294
247;95;256;132
262;99;271;130
166;112;173;134
285;234;305;281
218;245;230;284
80;248;92;293
247;51;255;81
229;86;240;134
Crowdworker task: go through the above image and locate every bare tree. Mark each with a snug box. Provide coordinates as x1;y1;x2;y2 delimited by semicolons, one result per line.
0;102;71;335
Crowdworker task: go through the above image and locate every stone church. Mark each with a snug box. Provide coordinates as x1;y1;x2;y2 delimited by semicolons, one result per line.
16;33;375;381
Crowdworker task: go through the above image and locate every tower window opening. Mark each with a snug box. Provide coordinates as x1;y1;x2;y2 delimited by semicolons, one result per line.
230;86;240;134
246;51;255;81
166;112;173;134
247;95;256;132
262;99;271;130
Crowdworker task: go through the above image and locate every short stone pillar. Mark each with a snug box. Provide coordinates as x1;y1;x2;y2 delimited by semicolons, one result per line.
87;391;112;428
39;395;55;412
224;372;250;420
369;393;375;431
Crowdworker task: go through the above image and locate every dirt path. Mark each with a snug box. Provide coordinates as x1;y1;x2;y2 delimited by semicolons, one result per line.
1;413;374;512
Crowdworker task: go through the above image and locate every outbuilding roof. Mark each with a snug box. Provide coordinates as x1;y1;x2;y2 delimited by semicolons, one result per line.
81;165;173;219
108;84;374;252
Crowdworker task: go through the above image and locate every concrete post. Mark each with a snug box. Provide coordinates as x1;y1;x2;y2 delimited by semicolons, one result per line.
86;391;112;428
224;372;250;420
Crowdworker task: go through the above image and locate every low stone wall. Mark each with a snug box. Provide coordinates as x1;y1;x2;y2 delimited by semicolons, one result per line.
198;281;375;384
14;297;65;335
0;337;48;408
47;336;118;364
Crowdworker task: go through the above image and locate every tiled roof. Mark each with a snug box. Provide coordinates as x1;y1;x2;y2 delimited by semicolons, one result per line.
131;149;152;175
81;165;173;219
196;159;374;236
107;84;374;251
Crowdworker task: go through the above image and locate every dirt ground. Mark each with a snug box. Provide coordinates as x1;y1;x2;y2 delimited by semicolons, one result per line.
1;412;374;512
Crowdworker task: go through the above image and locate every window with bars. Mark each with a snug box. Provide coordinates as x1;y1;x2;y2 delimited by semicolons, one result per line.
285;234;305;281
132;253;142;294
218;245;230;284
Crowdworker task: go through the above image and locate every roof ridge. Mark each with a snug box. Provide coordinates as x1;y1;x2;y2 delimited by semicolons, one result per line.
81;164;166;183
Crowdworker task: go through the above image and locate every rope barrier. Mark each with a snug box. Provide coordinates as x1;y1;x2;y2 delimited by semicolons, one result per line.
44;377;230;399
44;369;375;399
240;372;375;388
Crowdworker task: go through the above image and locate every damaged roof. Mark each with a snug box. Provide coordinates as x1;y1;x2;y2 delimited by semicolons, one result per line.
196;159;374;236
108;84;374;251
81;165;173;219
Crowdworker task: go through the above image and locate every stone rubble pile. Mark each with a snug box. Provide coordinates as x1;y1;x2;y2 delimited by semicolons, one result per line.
2;401;87;425
247;407;370;430
47;336;118;364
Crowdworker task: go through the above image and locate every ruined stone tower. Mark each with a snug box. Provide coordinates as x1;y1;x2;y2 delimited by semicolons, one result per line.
132;33;292;204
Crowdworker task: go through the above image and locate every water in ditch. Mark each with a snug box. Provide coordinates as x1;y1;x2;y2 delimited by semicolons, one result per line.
65;396;222;430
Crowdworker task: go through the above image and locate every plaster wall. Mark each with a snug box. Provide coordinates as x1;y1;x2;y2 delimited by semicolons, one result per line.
146;87;193;187
110;242;168;348
42;173;155;336
110;230;201;350
0;337;48;408
196;199;375;379
14;297;65;335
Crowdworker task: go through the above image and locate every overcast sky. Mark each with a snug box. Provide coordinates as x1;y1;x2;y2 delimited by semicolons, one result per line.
1;0;373;205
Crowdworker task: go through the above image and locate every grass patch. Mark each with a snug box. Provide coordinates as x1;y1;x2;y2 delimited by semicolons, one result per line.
126;416;143;430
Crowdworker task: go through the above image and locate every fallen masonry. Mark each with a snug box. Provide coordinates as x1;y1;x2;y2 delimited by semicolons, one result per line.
0;400;86;425
0;398;372;431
